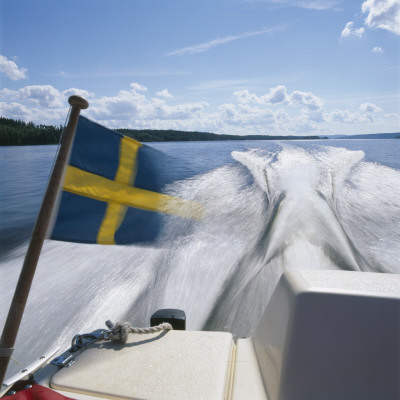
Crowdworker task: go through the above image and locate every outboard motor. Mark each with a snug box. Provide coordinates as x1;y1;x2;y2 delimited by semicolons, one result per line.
150;308;186;330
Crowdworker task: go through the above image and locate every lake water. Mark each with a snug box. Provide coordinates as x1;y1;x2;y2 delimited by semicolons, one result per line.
1;139;400;379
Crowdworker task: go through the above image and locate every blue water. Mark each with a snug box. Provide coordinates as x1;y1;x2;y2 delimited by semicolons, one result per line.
1;139;400;379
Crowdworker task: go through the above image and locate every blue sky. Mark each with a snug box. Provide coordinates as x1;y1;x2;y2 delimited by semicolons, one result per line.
0;0;399;136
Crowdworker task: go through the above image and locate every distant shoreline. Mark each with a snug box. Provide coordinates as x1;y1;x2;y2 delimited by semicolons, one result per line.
0;116;321;145
0;116;398;145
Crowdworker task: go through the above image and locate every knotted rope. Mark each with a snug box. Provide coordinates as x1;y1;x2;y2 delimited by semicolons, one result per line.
105;320;173;343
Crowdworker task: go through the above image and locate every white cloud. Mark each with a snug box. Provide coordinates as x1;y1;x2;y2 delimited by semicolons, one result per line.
362;0;400;35
0;55;27;80
149;100;209;121
129;82;147;92
234;89;259;104
218;103;240;123
87;83;209;125
361;112;375;123
275;108;290;123
0;101;65;124
234;85;290;105
359;102;382;112
340;22;365;40
372;46;384;53
328;105;388;125
289;90;324;110
0;85;93;123
329;109;362;124
218;103;278;128
266;85;289;104
63;88;94;99
89;86;146;121
234;86;324;113
227;86;327;130
156;89;173;98
0;85;63;108
0;101;32;120
166;26;284;56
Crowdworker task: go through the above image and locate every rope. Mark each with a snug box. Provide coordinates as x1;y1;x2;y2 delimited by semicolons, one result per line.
105;321;173;343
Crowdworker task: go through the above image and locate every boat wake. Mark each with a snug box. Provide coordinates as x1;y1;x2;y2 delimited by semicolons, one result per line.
204;145;399;335
1;144;400;378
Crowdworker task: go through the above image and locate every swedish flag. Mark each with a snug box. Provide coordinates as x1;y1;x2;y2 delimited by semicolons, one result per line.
50;116;202;245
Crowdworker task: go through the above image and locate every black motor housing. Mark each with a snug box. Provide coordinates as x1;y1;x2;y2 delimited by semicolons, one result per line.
150;308;186;330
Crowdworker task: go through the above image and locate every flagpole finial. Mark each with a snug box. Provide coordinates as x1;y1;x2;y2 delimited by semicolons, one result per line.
68;95;89;110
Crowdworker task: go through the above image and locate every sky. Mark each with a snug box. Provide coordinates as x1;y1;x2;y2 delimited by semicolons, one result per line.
0;0;399;136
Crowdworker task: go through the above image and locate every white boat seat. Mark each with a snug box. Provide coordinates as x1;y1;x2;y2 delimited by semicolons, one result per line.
50;330;234;400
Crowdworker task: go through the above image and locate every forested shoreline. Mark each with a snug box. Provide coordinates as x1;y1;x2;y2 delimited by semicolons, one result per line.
0;116;323;145
117;128;321;142
0;117;63;145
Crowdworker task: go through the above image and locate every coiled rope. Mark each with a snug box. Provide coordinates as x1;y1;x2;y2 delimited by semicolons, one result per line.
70;320;173;351
105;320;173;343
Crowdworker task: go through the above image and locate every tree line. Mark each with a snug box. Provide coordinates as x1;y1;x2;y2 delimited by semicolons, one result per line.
117;128;321;142
0;117;63;145
0;116;321;145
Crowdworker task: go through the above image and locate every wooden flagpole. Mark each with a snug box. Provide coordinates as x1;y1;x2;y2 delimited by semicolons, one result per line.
0;96;89;387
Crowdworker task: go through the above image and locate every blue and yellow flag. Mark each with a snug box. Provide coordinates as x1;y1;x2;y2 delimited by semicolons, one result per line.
50;116;202;245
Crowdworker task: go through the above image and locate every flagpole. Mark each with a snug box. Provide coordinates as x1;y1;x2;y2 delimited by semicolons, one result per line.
0;96;89;387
